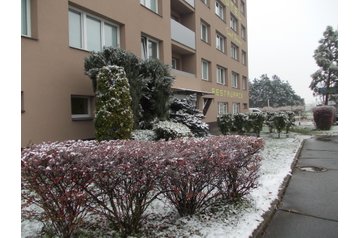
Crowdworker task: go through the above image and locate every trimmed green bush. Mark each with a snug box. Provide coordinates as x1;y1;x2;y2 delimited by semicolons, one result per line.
273;113;286;138
95;66;133;140
248;112;266;137
312;106;336;130
217;114;233;135
232;113;247;134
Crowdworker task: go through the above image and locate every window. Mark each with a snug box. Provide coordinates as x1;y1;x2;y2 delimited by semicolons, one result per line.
242;76;248;90
201;21;210;43
241;24;246;40
172;58;178;69
216;33;225;53
21;0;31;36
241;50;247;65
21;91;25;113
243;103;248;109
240;0;246;16
230;14;238;32
231;43;239;60
216;66;226;85
218;102;228;115
233;103;240;114
140;0;158;13
215;1;225;20
69;8;119;51
201;59;210;81
71;96;92;119
231;72;239;88
141;35;159;59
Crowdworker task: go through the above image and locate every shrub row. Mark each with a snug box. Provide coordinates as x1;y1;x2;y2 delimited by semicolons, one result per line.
217;111;296;138
22;136;264;237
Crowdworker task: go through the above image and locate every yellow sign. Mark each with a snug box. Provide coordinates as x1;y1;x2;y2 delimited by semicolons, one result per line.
211;88;243;99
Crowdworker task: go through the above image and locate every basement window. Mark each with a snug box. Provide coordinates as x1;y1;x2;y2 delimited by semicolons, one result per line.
71;96;93;120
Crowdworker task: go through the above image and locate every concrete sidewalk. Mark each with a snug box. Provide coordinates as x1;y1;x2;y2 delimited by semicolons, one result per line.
258;135;338;238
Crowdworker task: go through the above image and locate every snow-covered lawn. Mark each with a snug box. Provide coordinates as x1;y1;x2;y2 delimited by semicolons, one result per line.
21;122;338;238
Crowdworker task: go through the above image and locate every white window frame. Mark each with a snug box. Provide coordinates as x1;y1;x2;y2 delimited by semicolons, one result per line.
68;7;120;51
215;1;225;20
216;66;226;85
140;0;159;14
201;59;210;81
21;0;31;37
141;35;160;60
242;76;248;90
216;33;225;53
231;71;239;88
218;102;228;115
233;103;240;114
201;21;209;43
71;96;92;119
231;43;239;60
230;14;238;32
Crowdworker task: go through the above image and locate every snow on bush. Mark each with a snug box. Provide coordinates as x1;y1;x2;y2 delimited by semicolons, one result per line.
22;136;264;237
95;66;134;140
217;114;233;135
153;120;193;140
21;140;98;237
158;136;264;216
312;106;336;130
131;130;156;141
169;96;210;137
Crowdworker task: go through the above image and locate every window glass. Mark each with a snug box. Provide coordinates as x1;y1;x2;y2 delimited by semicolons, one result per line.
71;97;89;116
86;16;101;51
148;40;158;58
202;60;209;80
69;10;82;48
104;23;118;48
201;23;208;42
21;0;30;36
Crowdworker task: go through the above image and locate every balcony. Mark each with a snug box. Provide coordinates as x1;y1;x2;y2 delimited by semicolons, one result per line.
171;19;196;50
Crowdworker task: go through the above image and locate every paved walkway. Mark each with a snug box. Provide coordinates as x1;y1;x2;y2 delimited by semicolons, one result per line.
259;135;338;238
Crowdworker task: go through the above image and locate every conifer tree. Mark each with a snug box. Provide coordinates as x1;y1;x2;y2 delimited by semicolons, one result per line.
95;66;133;140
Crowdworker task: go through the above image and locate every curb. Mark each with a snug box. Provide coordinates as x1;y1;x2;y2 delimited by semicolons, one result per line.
250;137;307;238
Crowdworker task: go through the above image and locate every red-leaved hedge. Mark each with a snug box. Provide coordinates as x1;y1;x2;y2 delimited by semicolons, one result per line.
22;136;264;237
312;106;336;130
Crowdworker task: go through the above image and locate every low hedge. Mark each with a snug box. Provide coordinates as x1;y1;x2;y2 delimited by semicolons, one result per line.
22;136;264;237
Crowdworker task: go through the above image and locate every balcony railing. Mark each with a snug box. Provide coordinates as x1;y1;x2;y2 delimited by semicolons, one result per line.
171;19;196;50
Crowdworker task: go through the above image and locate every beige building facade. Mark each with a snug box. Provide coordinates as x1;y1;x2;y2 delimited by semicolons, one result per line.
21;0;249;147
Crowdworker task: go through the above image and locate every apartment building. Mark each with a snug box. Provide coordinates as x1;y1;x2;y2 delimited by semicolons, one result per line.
21;0;249;146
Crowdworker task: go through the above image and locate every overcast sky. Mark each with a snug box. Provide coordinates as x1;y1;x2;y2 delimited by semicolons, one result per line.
247;0;338;105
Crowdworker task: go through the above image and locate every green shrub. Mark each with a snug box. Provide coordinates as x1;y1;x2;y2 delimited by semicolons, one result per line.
272;113;287;138
285;111;296;134
95;66;133;140
232;113;247;134
217;114;233;135
312;106;336;130
248;112;266;137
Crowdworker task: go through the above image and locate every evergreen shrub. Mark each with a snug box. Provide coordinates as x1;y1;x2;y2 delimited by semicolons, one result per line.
95;66;133;140
217;114;233;135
